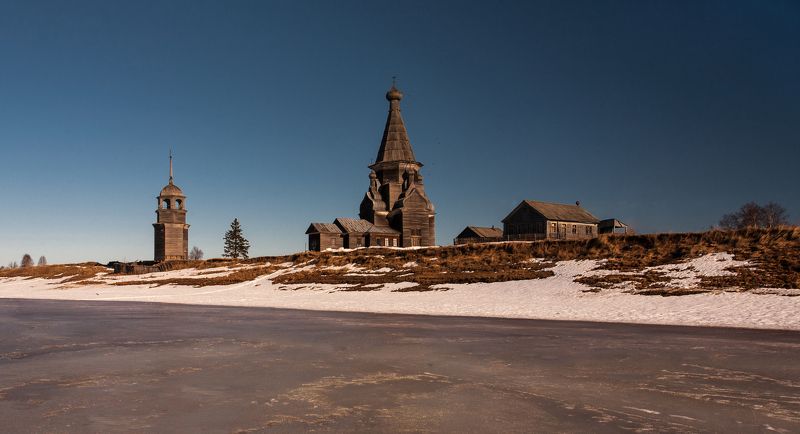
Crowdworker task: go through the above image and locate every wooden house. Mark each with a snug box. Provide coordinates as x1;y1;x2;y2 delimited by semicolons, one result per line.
454;226;503;245
502;200;599;240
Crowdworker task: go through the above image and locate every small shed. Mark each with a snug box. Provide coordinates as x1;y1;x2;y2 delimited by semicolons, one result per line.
306;223;343;251
598;219;632;235
454;226;503;245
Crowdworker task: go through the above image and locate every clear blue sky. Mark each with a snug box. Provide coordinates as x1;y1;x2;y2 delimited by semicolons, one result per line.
1;0;798;264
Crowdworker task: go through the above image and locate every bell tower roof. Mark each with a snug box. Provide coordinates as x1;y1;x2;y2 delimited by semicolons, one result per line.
374;81;417;165
159;150;184;197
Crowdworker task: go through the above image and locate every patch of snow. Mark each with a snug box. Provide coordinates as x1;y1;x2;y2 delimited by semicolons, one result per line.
322;263;365;272
644;252;750;288
1;255;798;331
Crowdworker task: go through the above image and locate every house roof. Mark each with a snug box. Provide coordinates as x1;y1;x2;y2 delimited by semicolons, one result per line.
598;219;628;229
502;200;599;224
334;217;375;233
306;223;342;234
374;85;417;164
366;225;400;235
462;226;503;238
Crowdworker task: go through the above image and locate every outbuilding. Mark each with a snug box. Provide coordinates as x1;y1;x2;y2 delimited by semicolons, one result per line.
454;226;503;244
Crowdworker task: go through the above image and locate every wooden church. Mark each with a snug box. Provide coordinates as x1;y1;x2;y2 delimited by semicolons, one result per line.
307;84;436;250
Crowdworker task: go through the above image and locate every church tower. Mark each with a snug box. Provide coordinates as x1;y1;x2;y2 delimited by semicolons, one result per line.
359;83;436;246
153;152;189;261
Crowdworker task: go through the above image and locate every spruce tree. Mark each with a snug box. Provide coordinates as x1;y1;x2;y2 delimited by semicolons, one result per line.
223;218;250;259
21;254;34;268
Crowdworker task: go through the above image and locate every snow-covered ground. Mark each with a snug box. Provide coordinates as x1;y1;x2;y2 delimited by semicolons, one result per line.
0;253;798;330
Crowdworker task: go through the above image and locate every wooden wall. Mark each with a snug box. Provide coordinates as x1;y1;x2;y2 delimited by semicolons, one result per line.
153;223;189;261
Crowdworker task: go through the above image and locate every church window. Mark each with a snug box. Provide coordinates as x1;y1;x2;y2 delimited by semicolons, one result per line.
392;238;398;247
572;225;577;234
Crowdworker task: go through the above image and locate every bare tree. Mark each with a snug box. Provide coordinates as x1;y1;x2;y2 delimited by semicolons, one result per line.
761;202;789;228
719;202;790;230
189;246;204;260
8;261;18;268
38;256;48;266
21;254;34;268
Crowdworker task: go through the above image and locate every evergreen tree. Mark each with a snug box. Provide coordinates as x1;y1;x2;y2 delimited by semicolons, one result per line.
21;254;34;268
38;256;47;266
223;218;250;259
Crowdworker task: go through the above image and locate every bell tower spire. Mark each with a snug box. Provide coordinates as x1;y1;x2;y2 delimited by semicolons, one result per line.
169;149;174;184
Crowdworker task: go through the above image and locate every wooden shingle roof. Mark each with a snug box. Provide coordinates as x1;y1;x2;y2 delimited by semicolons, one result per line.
374;85;417;164
466;226;503;238
599;219;629;229
306;223;342;234
502;200;599;224
366;225;400;235
334;218;375;234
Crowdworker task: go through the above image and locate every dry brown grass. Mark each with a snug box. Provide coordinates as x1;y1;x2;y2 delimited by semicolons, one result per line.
112;264;282;287
272;243;557;290
562;227;800;292
574;271;673;291
275;227;800;292
0;263;111;283
2;228;796;292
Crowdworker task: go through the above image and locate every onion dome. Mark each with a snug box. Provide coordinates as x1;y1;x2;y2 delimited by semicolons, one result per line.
386;85;403;101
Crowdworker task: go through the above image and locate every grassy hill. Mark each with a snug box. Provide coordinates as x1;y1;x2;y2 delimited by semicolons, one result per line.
2;228;798;294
